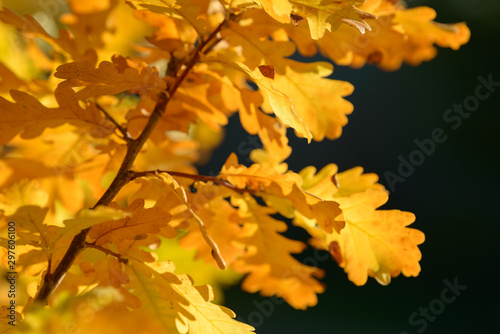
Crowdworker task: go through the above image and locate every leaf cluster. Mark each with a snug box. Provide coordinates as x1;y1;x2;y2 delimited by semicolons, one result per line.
0;0;469;332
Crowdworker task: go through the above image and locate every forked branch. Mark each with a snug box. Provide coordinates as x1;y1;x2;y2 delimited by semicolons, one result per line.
33;17;230;305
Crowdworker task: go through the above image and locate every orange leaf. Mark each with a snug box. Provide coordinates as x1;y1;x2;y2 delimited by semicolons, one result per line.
55;57;166;100
0;86;113;145
89;198;173;246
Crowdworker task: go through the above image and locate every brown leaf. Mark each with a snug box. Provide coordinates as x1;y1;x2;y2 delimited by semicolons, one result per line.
258;65;275;79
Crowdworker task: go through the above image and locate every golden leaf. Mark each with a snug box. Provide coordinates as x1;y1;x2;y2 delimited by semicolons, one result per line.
221;26;354;140
296;164;425;286
55;57;166;100
129;260;255;333
0;86;114;145
231;195;324;309
207;54;313;142
220;153;343;233
89;198;173;246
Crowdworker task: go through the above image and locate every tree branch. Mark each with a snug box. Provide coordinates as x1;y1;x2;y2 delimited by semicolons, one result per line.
33;17;229;306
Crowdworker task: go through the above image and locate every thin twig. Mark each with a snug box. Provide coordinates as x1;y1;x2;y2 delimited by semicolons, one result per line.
95;103;132;142
130;169;255;194
86;242;129;264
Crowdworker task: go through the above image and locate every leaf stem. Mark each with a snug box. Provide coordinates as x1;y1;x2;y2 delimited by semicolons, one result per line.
86;242;129;264
95;102;132;142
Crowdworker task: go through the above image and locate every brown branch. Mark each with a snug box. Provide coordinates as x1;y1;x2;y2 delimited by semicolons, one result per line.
95;103;132;142
33;17;229;306
86;242;129;264
167;18;227;97
33;93;168;305
130;170;255;194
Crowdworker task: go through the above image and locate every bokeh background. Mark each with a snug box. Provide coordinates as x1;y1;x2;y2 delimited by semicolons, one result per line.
199;0;500;333
3;0;499;333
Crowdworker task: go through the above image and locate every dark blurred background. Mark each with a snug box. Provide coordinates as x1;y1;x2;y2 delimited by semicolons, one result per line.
199;0;500;333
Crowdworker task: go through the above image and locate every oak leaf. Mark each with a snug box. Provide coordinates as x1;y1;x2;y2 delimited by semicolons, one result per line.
221;26;354;140
296;164;425;286
208;55;312;142
230;195;324;309
220;153;344;233
89;198;173;246
0;86;114;145
61;205;131;243
288;0;373;39
131;173;227;269
129;260;255;333
237;89;292;171
179;184;248;266
55;57;166;100
314;2;471;70
253;0;373;39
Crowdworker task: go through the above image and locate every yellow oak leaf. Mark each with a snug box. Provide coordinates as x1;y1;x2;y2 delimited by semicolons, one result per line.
8;206;49;250
167;66;237;131
127;175;191;228
220;153;343;233
180;184;248;266
314;2;470;70
20;287;164;334
129;260;255;333
237;89;292;170
131;8;193;71
126;65;236;142
335;165;385;197
156;236;243;305
392;7;471;67
299;164;384;198
125;263;178;332
154;173;227;269
55;57;166;100
231;195;324;309
253;0;372;39
288;0;373;39
89;198;173;246
0;86;114;145
206;54;312;142
253;0;292;23
221;26;354;140
244;1;469;70
296;165;425;286
62;205;130;243
332;189;425;285
0;180;128;277
1;126;127;209
273;60;354;140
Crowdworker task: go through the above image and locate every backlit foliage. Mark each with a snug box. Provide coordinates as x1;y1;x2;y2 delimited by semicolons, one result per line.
0;0;469;332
